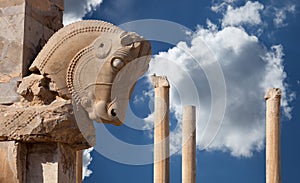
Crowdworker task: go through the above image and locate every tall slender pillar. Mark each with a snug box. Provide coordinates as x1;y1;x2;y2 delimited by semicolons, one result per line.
151;74;170;183
182;106;196;183
76;150;83;183
265;88;281;183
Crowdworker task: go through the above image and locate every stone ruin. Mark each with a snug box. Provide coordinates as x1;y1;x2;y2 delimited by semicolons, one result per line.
0;0;151;182
0;1;283;183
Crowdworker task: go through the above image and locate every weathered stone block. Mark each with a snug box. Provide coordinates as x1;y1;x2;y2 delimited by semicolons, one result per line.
0;82;20;104
0;2;25;40
54;0;64;11
0;1;25;86
23;15;45;75
0;99;93;148
25;0;63;31
0;141;26;183
26;143;76;183
0;38;23;79
26;143;58;182
43;25;55;43
0;0;63;104
0;74;94;148
0;0;24;8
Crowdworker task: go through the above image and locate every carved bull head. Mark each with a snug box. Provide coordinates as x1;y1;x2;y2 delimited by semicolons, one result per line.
72;32;151;125
29;20;151;125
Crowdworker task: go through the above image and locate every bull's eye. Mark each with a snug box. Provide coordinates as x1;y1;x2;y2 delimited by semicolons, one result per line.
111;109;117;117
112;58;125;70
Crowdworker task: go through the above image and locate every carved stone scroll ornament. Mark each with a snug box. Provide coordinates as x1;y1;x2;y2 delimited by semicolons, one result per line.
30;20;152;125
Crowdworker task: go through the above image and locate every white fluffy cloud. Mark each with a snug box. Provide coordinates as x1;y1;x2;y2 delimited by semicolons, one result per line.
221;1;264;27
273;5;296;28
63;0;103;25
146;23;293;157
136;2;294;157
82;147;94;180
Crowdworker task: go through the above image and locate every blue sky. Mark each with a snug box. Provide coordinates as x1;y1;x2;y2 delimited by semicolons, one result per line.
64;0;300;182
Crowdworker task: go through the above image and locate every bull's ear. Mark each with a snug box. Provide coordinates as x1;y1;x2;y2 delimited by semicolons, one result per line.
93;36;112;59
121;32;144;46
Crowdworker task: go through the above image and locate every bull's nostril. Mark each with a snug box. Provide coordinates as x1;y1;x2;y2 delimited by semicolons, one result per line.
111;109;117;117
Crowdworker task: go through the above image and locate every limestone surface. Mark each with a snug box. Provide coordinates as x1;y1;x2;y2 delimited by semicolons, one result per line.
29;20;152;125
0;74;92;148
265;88;282;183
0;0;63;104
0;8;151;180
151;75;170;183
0;20;151;144
0;1;153;182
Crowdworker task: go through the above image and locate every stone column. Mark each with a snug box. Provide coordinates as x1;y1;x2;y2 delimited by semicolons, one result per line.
265;88;281;183
76;150;83;183
151;75;170;183
0;0;63;104
182;106;196;183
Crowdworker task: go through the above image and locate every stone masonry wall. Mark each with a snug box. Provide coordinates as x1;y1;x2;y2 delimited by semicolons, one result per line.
0;0;63;104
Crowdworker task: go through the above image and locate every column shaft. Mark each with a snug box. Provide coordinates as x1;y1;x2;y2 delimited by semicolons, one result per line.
182;106;196;183
76;150;83;183
151;75;170;183
265;88;281;183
